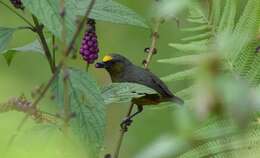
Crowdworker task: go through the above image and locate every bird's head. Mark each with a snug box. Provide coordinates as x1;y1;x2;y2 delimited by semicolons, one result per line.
95;54;132;74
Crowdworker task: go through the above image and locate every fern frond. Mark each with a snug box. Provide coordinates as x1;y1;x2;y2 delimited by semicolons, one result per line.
176;85;195;99
181;25;211;32
231;0;260;85
158;54;208;65
209;0;222;26
161;68;198;82
169;40;208;53
182;32;212;42
218;0;237;32
178;124;260;158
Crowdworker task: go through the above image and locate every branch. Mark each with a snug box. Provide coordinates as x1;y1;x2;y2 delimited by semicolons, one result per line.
112;18;163;158
0;1;34;27
7;0;96;149
32;15;55;73
52;35;56;67
143;19;163;69
113;103;134;158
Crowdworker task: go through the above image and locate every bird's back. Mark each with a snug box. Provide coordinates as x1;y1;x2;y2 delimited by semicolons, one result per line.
114;65;175;98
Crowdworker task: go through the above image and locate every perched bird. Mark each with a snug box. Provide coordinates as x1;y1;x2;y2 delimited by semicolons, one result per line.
95;54;184;128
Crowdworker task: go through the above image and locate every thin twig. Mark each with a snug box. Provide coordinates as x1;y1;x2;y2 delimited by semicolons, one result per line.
112;19;163;158
32;15;55;73
144;19;162;69
6;0;96;150
113;103;134;158
0;1;34;27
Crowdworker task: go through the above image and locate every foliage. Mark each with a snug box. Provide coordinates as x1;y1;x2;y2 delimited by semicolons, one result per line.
52;68;105;158
1;0;260;158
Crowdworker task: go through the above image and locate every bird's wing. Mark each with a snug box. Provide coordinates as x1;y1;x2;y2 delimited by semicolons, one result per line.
149;72;174;97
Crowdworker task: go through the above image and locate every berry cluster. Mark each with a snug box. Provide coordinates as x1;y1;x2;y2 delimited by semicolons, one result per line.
79;19;99;64
9;0;24;10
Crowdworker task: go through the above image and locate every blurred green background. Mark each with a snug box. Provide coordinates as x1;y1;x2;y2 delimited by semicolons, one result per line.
0;0;199;158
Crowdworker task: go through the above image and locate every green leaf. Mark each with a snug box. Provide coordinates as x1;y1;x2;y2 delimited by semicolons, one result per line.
22;0;148;41
169;40;208;53
218;0;237;32
176;86;195;99
178;124;260;158
52;68;105;158
101;83;157;105
181;25;210;32
0;27;16;63
161;68;198;82
0;27;16;52
158;54;208;65
181;32;212;42
187;1;208;24
210;0;222;26
2;40;44;65
22;0;76;42
77;0;148;28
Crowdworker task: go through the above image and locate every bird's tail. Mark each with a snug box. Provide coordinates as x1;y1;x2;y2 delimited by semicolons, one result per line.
170;95;184;105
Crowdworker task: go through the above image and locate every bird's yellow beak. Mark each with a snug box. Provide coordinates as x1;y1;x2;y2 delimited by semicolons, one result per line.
102;55;113;62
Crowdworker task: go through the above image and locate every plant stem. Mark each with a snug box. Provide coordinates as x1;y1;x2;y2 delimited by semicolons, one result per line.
86;63;90;72
6;0;96;150
0;1;34;27
112;19;162;158
114;103;134;158
52;35;56;67
32;15;55;73
144;19;162;69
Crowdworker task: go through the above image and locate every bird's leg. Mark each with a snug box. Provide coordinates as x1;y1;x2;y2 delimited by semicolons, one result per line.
120;105;143;131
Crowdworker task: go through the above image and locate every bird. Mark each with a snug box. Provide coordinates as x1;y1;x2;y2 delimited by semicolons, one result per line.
95;54;184;129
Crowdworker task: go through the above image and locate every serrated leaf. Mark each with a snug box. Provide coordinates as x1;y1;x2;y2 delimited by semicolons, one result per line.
22;0;147;42
101;83;157;105
161;68;198;82
77;0;148;28
52;68;105;158
22;0;77;42
2;40;44;65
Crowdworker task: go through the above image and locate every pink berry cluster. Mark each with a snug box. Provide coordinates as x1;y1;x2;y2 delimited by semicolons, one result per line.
79;19;99;64
9;0;24;9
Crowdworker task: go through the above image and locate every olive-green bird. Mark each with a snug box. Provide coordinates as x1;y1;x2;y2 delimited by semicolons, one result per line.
95;54;184;127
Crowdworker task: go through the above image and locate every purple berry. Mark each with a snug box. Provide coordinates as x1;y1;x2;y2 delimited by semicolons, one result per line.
79;19;100;64
10;0;24;9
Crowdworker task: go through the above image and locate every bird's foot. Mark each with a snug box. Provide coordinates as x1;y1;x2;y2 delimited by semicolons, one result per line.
120;117;133;132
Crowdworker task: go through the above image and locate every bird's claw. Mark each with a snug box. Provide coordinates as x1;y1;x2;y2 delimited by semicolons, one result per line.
120;117;133;131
